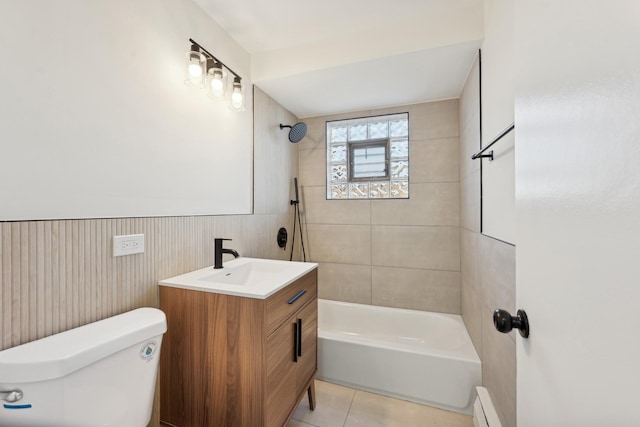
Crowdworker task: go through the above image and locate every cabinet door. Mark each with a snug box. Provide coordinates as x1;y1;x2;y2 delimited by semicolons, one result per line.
265;318;298;427
296;298;318;396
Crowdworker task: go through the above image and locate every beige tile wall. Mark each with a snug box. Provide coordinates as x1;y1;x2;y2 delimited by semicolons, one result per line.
0;87;299;427
298;100;461;314
459;55;517;427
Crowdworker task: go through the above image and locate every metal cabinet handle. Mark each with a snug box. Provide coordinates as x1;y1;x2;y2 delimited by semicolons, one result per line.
297;318;303;357
293;322;299;363
288;290;307;305
0;389;23;403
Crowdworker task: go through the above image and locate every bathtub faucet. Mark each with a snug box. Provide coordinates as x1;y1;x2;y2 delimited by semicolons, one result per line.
214;238;240;269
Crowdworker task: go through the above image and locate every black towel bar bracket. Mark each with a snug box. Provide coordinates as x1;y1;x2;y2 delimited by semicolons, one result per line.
471;123;515;161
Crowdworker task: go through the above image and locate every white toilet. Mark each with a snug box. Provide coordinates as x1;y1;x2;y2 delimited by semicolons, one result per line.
0;307;167;427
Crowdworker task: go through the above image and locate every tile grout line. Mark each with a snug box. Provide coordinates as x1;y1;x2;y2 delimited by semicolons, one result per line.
342;389;358;427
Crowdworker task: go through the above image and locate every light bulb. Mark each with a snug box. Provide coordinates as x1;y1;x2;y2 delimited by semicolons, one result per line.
211;76;224;92
188;62;203;78
228;77;245;111
231;90;243;109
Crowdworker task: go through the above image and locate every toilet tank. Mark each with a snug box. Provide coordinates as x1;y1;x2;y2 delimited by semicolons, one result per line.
0;307;167;427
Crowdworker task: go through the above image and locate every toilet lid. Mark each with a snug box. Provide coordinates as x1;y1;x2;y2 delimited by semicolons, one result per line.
0;307;166;383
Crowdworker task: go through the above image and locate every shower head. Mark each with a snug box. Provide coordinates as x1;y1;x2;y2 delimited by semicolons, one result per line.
280;122;307;143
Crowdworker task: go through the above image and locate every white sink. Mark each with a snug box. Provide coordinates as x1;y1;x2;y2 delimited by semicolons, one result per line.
159;257;317;299
201;261;287;285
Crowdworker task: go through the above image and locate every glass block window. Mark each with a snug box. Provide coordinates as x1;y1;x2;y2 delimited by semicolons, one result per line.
327;113;409;199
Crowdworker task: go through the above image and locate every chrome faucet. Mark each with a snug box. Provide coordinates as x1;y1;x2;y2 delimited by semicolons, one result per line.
214;238;240;269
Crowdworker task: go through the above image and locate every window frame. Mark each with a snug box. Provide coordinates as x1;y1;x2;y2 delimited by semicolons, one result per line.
347;138;390;182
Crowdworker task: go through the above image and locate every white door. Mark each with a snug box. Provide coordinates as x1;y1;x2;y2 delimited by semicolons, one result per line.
515;1;640;426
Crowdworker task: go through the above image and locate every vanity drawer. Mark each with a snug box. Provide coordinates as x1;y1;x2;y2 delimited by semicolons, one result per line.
266;269;317;336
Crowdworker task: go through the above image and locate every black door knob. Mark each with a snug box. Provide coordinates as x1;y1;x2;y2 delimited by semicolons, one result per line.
493;309;530;338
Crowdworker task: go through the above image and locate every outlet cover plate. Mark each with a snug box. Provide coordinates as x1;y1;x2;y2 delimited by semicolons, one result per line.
113;234;145;257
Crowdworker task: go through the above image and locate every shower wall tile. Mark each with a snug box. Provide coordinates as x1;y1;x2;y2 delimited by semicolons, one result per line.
298;117;327;151
461;229;480;293
372;267;460;314
302;186;370;225
371;183;459;227
461;173;481;233
408;99;460;140
478;235;516;319
459;114;481;182
410;137;460;183
482;306;517;427
369;104;410;117
371;226;459;271
299;100;461;314
461;280;483;356
318;263;372;304
299;149;327;187
373;99;459;141
306;224;371;265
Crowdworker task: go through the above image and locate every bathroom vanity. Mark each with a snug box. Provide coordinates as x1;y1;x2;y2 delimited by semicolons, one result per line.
158;258;318;427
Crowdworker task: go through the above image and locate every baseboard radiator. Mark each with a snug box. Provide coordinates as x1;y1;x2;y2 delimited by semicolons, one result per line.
473;387;502;427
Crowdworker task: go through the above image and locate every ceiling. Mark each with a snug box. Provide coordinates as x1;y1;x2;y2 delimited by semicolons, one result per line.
193;0;484;118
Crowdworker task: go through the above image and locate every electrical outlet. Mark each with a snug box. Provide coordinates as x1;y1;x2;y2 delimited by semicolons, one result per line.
113;234;145;257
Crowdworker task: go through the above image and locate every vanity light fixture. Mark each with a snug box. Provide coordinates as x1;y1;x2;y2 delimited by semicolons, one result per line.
185;39;245;112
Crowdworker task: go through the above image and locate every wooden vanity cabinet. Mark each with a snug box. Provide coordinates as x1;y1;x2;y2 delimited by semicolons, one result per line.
159;268;317;427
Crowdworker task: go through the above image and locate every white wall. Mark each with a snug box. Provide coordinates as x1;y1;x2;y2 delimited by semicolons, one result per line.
0;0;253;220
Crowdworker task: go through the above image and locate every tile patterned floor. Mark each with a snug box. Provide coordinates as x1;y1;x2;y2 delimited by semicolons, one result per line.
288;380;473;427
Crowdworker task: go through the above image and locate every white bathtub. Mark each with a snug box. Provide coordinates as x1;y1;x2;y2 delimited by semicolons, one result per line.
317;299;481;415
